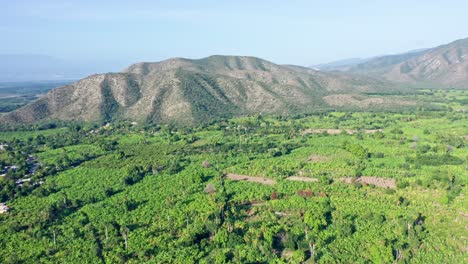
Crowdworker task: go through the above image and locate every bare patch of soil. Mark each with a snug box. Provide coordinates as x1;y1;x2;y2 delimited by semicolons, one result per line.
338;176;396;189
323;94;416;108
226;173;276;185
275;211;292;216
363;129;383;134
302;128;382;135
307;154;330;162
302;128;343;135
286;176;319;182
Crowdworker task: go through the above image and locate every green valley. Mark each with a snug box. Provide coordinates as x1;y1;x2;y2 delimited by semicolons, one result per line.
0;90;466;263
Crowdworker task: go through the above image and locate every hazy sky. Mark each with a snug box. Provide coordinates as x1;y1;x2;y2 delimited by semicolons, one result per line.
2;0;467;67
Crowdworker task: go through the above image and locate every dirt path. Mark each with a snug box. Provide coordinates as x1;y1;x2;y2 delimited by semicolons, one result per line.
338;176;396;189
225;173;276;185
286;176;319;182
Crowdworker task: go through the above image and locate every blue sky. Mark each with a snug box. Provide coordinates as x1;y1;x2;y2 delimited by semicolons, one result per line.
1;0;467;68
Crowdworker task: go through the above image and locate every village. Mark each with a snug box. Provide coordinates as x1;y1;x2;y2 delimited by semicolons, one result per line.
0;142;42;214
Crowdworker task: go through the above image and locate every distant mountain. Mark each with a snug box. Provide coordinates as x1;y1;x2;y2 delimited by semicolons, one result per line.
313;49;431;72
1;55;410;125
348;49;430;74
342;38;468;89
311;58;372;71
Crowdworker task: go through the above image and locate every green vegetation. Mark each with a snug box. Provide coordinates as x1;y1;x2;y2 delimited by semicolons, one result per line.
0;90;466;263
0;81;72;112
0;96;34;112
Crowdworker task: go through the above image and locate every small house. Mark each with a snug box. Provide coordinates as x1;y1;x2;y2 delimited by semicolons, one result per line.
0;203;9;214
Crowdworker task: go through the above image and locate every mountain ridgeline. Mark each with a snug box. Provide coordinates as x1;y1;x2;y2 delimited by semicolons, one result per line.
318;38;468;89
1;55;402;125
374;38;468;89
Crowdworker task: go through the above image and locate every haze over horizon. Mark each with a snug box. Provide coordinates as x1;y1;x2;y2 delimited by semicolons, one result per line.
0;2;467;263
1;0;468;71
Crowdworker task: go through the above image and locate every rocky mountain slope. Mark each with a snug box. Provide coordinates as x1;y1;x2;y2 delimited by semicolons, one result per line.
1;55;407;125
346;38;468;88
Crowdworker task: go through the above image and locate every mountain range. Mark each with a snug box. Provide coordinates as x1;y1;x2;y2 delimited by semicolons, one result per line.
315;38;468;89
312;49;429;71
1;38;466;125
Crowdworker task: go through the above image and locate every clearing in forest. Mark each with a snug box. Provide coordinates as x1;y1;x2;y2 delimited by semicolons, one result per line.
302;128;382;135
307;154;330;162
286;176;319;182
338;176;396;188
225;173;276;185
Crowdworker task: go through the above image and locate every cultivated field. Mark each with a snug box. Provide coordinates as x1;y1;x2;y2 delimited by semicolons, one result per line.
0;90;466;263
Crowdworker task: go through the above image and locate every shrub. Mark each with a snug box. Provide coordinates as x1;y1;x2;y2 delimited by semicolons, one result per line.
397;180;409;189
372;152;385;158
341;141;369;159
